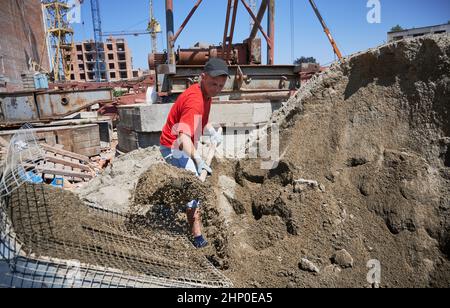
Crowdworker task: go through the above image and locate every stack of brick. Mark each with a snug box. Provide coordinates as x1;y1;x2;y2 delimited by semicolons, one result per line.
21;72;36;91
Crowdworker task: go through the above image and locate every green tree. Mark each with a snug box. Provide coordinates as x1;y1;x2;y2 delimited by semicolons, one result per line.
390;25;404;32
294;57;317;65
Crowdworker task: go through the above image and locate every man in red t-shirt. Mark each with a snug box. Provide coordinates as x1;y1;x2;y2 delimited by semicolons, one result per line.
160;58;228;248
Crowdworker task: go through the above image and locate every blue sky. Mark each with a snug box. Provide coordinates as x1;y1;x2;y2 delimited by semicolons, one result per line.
72;0;450;69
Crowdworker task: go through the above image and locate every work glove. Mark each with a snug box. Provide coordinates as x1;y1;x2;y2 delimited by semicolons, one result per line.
194;155;212;175
206;127;223;146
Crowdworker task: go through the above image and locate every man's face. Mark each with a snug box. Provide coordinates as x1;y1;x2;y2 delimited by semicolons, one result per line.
201;73;227;98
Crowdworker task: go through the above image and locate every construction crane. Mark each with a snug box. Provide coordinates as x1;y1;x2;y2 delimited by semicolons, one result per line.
148;0;162;54
90;0;107;81
42;0;74;82
308;0;343;61
103;1;161;54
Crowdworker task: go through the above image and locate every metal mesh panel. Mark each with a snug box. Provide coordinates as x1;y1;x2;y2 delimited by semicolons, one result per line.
0;128;232;288
0;124;46;198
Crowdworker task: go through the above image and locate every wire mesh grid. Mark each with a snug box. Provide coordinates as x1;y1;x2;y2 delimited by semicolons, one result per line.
0;129;232;288
0;124;46;198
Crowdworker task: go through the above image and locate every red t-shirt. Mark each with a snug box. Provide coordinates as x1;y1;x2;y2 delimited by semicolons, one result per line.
160;84;212;148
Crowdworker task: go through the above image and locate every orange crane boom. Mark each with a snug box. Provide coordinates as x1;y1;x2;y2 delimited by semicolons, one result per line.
308;0;343;61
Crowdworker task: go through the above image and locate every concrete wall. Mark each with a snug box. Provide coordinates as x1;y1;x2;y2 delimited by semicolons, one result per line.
0;0;49;92
117;101;282;156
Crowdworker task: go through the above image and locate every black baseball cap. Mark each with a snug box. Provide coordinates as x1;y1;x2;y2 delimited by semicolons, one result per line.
204;58;229;77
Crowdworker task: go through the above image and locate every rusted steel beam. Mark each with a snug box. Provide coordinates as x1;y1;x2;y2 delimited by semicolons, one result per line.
249;0;268;40
165;0;175;64
267;0;275;64
240;0;271;50
171;0;204;47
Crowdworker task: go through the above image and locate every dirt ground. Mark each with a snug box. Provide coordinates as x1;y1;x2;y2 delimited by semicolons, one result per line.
131;35;450;288
213;35;450;288
4;35;449;288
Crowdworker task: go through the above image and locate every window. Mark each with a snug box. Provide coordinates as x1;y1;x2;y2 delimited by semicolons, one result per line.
117;43;125;51
109;63;115;69
80;73;86;80
110;72;116;79
108;54;114;60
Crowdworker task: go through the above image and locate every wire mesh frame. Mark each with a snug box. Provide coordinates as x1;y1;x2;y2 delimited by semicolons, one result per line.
0;127;233;288
0;124;46;198
0;197;232;288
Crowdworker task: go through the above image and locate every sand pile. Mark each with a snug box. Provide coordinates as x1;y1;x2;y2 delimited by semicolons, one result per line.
131;163;229;268
216;35;449;287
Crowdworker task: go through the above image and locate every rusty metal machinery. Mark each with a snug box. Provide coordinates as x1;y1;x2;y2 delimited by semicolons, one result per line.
157;64;301;104
151;0;301;100
0;88;113;126
149;38;262;69
150;0;273;68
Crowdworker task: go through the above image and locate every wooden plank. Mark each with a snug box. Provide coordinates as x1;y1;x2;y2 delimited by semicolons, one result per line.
40;143;91;162
35;167;93;180
45;155;93;173
0;124;99;136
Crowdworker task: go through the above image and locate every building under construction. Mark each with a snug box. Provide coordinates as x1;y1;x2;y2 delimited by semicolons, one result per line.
69;37;134;82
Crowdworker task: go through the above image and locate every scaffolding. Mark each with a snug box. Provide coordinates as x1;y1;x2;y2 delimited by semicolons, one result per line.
42;1;74;82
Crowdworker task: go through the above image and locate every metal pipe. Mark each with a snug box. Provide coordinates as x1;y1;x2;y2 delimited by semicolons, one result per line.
308;0;343;60
223;0;233;53
240;0;271;46
226;0;240;60
165;0;175;64
267;0;275;64
171;0;204;47
249;0;268;40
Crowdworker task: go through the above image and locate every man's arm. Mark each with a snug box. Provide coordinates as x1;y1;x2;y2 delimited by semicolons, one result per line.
179;132;197;159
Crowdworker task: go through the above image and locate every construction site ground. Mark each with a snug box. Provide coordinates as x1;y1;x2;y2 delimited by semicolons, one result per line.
3;35;449;288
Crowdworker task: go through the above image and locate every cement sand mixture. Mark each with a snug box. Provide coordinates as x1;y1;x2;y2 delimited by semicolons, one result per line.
5;183;227;285
75;146;165;213
4;35;450;287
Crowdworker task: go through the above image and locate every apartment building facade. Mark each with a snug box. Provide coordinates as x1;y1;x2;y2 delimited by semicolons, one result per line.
69;37;133;82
